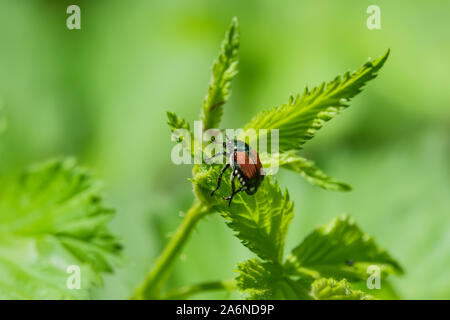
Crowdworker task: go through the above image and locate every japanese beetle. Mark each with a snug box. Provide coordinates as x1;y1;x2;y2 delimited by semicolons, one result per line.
205;138;264;206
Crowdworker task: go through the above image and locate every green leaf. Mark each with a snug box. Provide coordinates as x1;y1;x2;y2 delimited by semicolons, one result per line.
167;111;196;158
0;158;121;299
236;258;312;300
166;111;190;132
236;259;281;300
286;215;403;282
192;166;293;263
201;17;240;130
241;50;390;152
311;278;374;300
261;151;352;191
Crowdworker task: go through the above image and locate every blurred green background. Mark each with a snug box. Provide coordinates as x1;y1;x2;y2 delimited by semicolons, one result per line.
0;0;448;299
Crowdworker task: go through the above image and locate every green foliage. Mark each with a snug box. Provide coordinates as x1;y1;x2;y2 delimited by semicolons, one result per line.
0;158;121;299
310;278;374;300
193;166;293;263
240;49;390;152
201;17;240;130
261;151;351;191
287;215;404;281
235;259;282;300
233;215;401;300
170;19;401;300
166;111;190;132
236;258;312;300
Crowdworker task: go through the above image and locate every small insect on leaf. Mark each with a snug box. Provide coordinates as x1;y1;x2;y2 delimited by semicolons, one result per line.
207;138;264;206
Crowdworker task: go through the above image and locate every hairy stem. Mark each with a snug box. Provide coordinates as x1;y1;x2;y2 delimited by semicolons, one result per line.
161;280;235;300
132;200;211;299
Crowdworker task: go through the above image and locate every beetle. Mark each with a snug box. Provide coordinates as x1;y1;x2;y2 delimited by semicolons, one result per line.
205;138;264;206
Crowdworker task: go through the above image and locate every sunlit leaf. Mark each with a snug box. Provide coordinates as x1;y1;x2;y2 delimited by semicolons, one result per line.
241;50;390;152
166;111;190;132
236;258;312;300
192;166;293;263
310;278;374;300
286;215;403;281
201;17;240;130
261;151;351;191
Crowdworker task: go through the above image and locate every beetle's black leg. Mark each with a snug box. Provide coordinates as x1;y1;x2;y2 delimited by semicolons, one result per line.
229;169;236;201
223;186;245;207
222;169;245;206
211;164;229;196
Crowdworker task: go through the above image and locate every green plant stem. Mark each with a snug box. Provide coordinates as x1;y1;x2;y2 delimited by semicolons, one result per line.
132;200;211;300
160;280;235;300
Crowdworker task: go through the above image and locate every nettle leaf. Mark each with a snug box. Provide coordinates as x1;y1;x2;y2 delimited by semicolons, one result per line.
236;259;281;300
167;111;196;158
0;158;121;299
286;215;403;282
261;151;351;191
236;258;312;300
201;17;239;130
310;278;374;300
166;111;190;132
241;50;390;152
192;166;293;263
